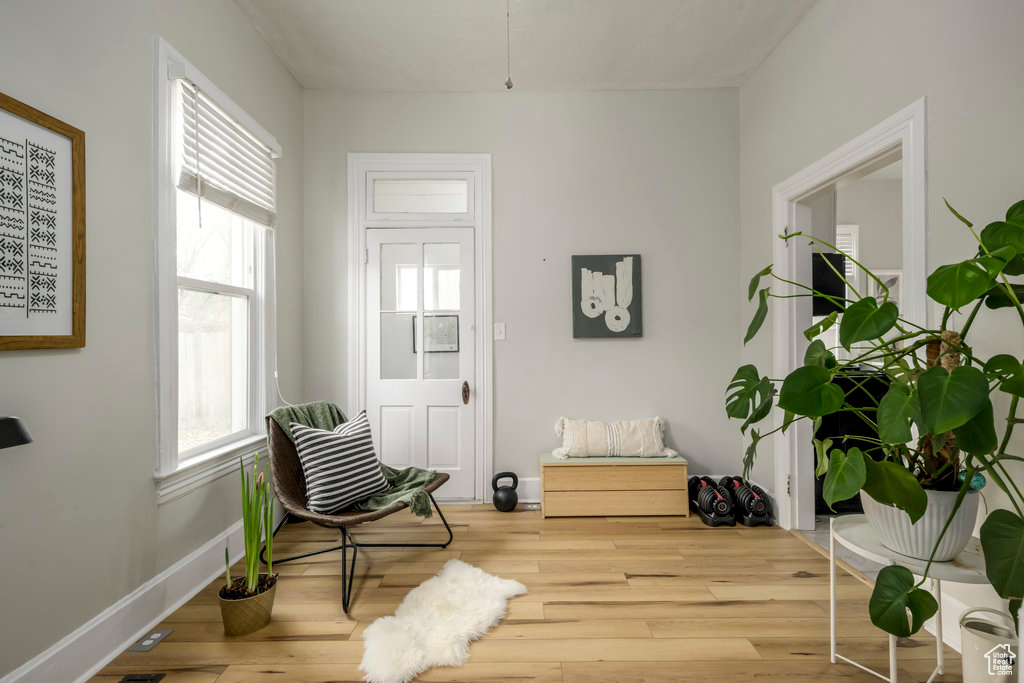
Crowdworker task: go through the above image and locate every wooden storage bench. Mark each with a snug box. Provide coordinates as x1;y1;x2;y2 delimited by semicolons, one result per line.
539;453;689;518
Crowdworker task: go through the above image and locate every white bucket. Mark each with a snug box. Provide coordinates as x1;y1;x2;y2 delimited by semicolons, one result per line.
960;607;1018;683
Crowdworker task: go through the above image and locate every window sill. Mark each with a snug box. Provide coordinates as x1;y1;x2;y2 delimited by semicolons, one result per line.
154;433;266;505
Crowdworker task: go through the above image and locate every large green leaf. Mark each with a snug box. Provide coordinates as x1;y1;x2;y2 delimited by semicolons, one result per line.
984;283;1024;310
876;382;921;444
945;198;973;228
1003;254;1024;277
781;410;797;434
1007;199;1024;226
870;565;938;637
726;365;774;430
954;398;998;456
917;365;989;434
813;437;833;477
977;246;1018;280
778;365;845;417
748;265;772;301
742;382;776;434
862;456;928;523
981;221;1024;255
742;429;762;480
744;288;769;345
804;339;838;370
986;354;1024;397
804;311;839;341
980;510;1024;603
839;297;899;349
822;448;866;510
926;260;996;310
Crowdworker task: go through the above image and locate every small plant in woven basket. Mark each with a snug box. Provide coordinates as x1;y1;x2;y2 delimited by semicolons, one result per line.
219;456;277;636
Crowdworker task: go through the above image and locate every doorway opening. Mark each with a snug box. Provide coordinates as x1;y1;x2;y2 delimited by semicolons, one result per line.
348;154;493;502
769;98;928;532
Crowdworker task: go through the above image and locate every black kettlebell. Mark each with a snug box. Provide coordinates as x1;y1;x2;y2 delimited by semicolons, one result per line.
491;472;519;512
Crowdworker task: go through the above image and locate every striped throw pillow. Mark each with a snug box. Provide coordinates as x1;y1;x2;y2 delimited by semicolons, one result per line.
289;411;391;515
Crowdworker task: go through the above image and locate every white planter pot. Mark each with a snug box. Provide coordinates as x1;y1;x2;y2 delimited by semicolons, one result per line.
860;489;979;562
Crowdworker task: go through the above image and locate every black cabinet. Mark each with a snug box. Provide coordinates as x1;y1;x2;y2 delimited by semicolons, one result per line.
813;366;890;515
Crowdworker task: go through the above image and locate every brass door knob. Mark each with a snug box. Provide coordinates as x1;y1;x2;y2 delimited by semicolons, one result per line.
462;381;470;405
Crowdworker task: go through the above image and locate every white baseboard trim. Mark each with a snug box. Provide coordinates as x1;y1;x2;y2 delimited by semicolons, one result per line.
1;519;245;683
518;476;540;503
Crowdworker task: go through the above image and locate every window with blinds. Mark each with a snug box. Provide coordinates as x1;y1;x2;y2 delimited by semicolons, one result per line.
156;37;280;490
835;224;860;295
178;82;277;227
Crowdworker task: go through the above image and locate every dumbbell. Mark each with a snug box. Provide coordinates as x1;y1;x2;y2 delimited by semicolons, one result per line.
688;476;735;527
719;475;772;526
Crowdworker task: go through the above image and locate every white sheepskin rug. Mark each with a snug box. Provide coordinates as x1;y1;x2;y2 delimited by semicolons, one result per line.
359;559;527;683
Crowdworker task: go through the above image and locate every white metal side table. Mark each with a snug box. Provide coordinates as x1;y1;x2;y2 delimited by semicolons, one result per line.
830;515;987;683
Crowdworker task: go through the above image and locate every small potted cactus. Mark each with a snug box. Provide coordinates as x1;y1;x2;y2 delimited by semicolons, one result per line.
218;456;277;636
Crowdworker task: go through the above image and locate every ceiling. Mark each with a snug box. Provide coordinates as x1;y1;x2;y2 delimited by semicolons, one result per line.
234;0;817;91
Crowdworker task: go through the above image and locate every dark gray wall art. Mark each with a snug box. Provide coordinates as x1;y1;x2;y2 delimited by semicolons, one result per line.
572;254;642;338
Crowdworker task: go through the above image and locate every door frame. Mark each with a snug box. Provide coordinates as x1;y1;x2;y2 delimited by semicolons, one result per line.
770;98;927;530
347;153;493;503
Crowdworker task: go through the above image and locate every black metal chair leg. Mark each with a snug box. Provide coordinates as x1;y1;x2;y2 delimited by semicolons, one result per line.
340;527;358;613
429;493;455;548
346;494;454;549
261;497;455;613
261;513;349;566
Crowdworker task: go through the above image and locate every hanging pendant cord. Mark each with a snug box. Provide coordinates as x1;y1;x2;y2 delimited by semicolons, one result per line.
505;0;513;89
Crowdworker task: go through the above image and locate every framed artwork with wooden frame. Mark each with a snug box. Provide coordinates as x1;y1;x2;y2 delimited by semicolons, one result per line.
0;91;85;349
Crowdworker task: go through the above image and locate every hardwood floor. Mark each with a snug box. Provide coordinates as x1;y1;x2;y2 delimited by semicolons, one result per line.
93;506;961;682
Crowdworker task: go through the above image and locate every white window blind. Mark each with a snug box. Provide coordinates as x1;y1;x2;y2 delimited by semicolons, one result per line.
177;82;277;227
835;224;860;294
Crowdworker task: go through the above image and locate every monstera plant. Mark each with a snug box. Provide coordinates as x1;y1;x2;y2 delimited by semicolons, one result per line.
727;197;1024;637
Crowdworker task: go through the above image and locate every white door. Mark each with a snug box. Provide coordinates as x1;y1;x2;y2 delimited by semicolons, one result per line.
366;227;476;499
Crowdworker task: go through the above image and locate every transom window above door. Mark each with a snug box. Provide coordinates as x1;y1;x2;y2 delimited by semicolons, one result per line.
364;171;476;223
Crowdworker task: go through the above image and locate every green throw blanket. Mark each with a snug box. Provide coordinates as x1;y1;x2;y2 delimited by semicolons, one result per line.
266;402;435;518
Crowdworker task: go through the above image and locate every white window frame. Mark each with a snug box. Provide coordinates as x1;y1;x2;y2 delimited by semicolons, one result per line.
153;37;280;504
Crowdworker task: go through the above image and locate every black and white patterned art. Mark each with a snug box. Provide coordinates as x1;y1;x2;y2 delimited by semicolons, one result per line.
0;107;72;337
572;254;642;338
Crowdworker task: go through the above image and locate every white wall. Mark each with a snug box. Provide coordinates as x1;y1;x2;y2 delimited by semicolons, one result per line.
739;0;1024;630
836;178;903;271
304;89;742;481
0;1;303;676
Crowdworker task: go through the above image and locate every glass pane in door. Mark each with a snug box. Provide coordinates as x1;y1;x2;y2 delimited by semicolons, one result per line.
380;312;417;379
380;243;419;312
423;243;461;380
380;243;419;379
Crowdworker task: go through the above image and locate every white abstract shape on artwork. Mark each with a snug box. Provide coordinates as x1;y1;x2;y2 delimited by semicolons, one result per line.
580;267;616;319
605;306;630;332
616;257;633;309
579;268;602;318
578;256;635;333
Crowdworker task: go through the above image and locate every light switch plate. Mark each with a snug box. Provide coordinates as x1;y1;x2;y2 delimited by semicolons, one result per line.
493;323;506;340
128;630;173;652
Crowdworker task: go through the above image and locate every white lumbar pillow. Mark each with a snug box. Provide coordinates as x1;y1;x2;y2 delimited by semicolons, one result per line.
360;559;527;683
553;416;678;459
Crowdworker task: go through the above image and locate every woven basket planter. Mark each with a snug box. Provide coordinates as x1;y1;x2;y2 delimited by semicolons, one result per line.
218;574;278;636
